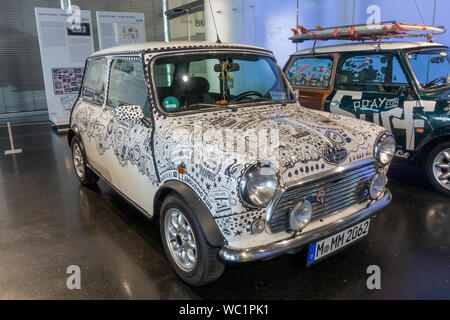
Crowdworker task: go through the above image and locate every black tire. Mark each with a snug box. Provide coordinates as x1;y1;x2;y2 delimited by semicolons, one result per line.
71;137;99;186
425;141;450;196
159;193;225;286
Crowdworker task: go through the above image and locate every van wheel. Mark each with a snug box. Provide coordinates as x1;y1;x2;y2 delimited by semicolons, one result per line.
71;137;99;186
160;194;225;286
425;141;450;196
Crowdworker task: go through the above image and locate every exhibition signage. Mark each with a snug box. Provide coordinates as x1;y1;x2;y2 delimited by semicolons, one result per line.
96;11;146;49
35;7;95;129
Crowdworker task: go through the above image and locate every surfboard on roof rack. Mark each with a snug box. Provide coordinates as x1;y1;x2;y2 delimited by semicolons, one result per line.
290;21;446;43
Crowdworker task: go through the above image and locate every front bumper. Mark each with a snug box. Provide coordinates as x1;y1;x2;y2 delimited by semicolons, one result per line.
219;188;392;263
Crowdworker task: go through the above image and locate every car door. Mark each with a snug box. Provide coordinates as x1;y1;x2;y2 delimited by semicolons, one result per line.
285;54;336;111
102;56;157;213
325;52;417;156
77;57;109;172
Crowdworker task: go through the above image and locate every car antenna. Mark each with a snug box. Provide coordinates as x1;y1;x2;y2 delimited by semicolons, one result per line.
414;0;432;42
207;0;222;43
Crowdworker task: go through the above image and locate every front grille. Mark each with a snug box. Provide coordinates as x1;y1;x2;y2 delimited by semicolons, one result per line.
268;162;376;232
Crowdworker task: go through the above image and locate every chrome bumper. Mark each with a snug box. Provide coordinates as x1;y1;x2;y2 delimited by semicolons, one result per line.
219;189;392;263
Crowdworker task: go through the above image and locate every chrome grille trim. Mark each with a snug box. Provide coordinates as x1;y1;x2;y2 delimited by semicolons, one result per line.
266;159;377;233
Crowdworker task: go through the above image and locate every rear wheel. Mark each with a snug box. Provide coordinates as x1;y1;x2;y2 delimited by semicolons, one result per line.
71;137;99;186
425;141;450;196
159;194;224;286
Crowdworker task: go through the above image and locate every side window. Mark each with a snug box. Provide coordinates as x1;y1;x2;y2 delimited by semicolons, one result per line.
286;56;334;89
336;54;408;93
82;58;107;104
107;58;149;116
392;57;408;84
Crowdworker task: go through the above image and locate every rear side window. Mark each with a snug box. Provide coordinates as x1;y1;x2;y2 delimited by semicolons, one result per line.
82;58;107;104
336;53;408;93
107;58;149;116
286;56;334;89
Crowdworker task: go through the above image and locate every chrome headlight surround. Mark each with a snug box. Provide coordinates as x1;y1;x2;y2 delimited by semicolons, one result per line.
374;132;396;166
238;162;280;208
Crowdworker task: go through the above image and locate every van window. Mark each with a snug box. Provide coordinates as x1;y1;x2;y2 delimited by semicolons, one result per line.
82;58;107;104
286;57;334;89
336;54;408;93
107;58;149;116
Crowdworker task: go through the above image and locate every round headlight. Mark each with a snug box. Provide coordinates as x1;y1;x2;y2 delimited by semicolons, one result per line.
289;200;313;231
369;173;387;200
239;162;279;208
374;132;396;166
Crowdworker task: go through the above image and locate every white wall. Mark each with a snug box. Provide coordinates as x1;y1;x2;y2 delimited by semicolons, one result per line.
205;0;449;66
205;0;297;66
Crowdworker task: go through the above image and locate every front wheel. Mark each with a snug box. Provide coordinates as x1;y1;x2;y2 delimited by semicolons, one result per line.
425;141;450;196
159;194;224;286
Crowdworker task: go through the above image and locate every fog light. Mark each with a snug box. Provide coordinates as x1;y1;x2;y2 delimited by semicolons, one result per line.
289;200;313;231
369;173;387;200
251;218;265;234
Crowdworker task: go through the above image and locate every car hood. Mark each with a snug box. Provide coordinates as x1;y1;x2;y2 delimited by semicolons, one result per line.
187;102;387;184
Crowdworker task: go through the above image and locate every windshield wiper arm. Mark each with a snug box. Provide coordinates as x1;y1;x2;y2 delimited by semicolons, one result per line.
231;97;290;106
231;97;281;104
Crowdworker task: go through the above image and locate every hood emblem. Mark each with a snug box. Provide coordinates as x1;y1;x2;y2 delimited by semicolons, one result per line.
306;189;326;204
324;148;348;165
315;189;326;204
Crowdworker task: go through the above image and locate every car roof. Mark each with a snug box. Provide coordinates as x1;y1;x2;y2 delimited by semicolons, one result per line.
292;41;447;55
90;41;272;57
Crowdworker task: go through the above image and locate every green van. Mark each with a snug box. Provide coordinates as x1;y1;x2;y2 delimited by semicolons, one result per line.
285;41;450;195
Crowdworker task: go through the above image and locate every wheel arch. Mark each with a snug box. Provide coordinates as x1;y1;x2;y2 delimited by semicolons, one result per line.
414;126;450;168
68;125;81;147
153;180;226;248
68;126;89;162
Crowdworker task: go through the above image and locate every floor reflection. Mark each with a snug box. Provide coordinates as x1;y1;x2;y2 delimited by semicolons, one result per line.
0;124;448;299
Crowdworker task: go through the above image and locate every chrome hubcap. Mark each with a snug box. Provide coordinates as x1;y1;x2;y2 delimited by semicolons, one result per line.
164;208;197;272
432;148;450;190
73;144;85;179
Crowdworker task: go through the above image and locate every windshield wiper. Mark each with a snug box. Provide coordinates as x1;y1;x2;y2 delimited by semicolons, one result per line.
230;97;287;105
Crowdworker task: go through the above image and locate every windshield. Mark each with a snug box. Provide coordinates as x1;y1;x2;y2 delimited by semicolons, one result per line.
407;49;450;90
152;53;294;112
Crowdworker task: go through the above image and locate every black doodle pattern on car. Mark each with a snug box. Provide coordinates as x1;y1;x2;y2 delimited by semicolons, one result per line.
115;105;144;124
71;47;388;241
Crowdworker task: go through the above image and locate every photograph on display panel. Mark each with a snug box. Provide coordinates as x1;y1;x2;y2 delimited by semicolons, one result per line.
51;67;84;95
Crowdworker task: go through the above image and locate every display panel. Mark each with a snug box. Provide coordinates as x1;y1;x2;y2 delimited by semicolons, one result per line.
35;7;94;127
96;11;146;49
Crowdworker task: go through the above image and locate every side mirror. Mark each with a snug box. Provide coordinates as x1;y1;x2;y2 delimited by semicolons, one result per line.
399;86;409;96
115;105;145;124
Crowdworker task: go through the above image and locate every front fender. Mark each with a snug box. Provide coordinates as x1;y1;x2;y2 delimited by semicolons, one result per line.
154;180;226;247
413;125;450;165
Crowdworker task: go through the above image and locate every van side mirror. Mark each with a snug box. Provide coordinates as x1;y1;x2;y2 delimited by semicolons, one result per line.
399;86;409;96
115;105;145;124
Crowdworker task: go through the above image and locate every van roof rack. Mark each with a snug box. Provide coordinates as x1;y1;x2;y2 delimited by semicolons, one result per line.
290;21;445;44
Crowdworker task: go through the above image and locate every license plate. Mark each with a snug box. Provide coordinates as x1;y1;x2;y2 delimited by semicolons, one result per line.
307;219;370;265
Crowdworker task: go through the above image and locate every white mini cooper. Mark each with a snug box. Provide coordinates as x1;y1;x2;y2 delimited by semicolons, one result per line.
69;41;394;286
